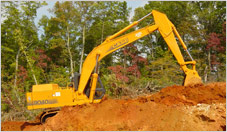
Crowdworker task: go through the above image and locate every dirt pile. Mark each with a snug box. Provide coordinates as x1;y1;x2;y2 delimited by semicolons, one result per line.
143;82;226;105
1;82;226;131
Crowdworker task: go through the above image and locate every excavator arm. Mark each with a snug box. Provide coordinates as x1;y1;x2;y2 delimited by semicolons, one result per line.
26;10;202;115
77;10;202;95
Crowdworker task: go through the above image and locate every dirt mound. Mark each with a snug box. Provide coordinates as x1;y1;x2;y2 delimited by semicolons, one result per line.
1;121;43;131
1;122;25;131
1;82;226;131
143;82;226;105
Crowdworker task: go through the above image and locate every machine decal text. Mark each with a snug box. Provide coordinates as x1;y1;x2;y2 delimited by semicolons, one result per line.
107;38;129;52
27;99;58;106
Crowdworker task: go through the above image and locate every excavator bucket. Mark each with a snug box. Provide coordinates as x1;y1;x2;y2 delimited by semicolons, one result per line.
183;70;203;86
152;10;203;87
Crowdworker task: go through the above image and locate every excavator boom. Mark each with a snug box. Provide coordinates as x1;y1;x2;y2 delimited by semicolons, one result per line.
26;10;202;122
77;10;202;95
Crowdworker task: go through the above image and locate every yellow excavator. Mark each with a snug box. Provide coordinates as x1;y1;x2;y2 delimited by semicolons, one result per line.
26;10;202;123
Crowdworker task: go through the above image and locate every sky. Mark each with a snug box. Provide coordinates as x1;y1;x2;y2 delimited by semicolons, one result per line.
34;1;148;36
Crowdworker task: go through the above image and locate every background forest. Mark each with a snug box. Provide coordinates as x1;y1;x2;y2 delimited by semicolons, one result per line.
1;1;226;121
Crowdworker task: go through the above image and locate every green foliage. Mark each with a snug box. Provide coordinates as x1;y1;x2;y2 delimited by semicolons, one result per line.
1;103;10;112
132;1;226;84
1;1;226;121
147;51;184;86
48;66;70;87
101;74;118;96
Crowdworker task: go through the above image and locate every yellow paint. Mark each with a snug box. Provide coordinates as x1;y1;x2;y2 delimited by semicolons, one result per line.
89;73;98;102
77;10;201;94
27;10;202;110
27;84;90;109
32;84;59;92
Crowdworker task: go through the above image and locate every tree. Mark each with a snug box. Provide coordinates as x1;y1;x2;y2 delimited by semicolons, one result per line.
108;44;147;83
51;1;77;77
191;1;226;82
73;1;96;73
86;1;131;68
1;1;44;115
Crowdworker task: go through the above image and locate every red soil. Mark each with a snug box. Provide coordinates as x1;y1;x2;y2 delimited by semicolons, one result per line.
1;82;226;131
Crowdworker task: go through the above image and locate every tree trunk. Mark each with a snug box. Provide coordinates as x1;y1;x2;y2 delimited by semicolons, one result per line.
204;65;208;83
101;21;104;44
66;26;74;77
4;93;14;108
123;47;126;72
79;24;86;74
208;49;211;81
123;47;127;85
20;46;38;85
13;49;21;104
15;29;38;85
24;52;38;85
